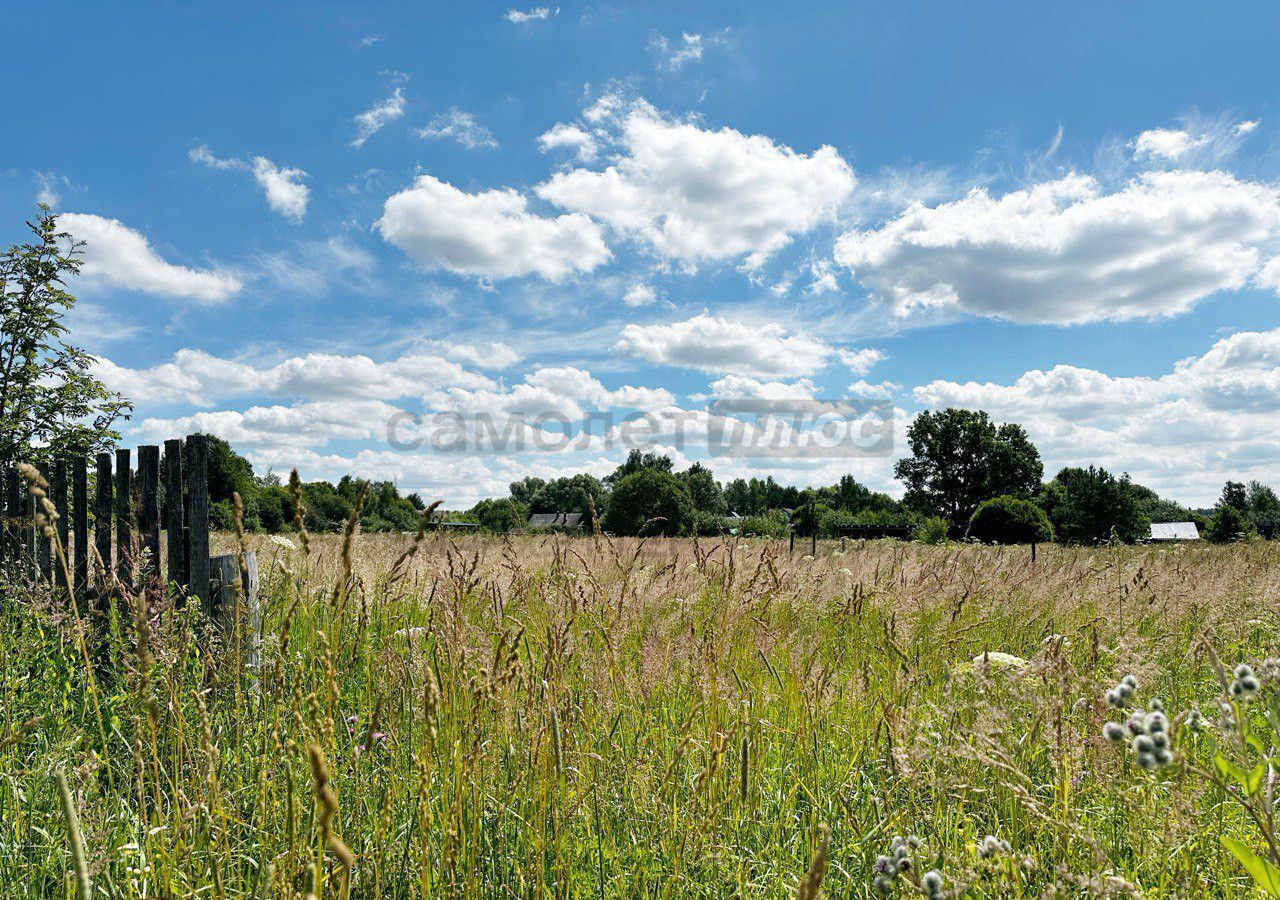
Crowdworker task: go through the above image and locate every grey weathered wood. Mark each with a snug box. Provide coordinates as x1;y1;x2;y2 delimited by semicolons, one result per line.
2;467;16;563
36;461;52;582
94;452;113;593
186;435;210;608
24;481;36;579
51;466;67;591
115;449;132;585
210;551;260;672
138;446;160;581
0;467;7;565
163;439;185;588
72;457;88;601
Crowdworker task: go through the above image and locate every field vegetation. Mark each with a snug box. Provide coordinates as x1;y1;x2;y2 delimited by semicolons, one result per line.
5;522;1280;897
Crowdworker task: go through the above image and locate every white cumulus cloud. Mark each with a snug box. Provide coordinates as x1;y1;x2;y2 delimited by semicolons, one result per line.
250;158;310;221
536;98;855;266
60;213;242;303
839;347;885;376
538;123;598;162
623;283;657;307
616;314;832;376
92;346;496;407
376;174;610;281
189;146;310;221
835;170;1280;324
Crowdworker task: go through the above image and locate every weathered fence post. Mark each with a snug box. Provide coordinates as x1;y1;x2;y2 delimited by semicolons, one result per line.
163;439;185;588
211;551;260;673
186;434;210;610
94;452;113;595
114;449;132;585
0;467;6;567
72;456;88;601
3;467;17;563
52;459;68;588
36;461;52;582
24;479;36;579
138;446;160;582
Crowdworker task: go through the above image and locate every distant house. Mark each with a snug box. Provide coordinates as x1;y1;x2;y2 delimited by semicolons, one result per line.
1149;521;1200;541
528;512;584;530
428;511;480;531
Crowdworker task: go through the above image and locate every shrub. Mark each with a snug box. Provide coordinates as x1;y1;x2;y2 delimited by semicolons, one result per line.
913;516;949;544
690;509;727;535
967;495;1053;544
468;498;526;533
737;510;790;538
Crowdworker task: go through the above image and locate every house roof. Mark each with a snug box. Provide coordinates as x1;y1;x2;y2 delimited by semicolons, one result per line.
528;512;583;528
1149;521;1200;541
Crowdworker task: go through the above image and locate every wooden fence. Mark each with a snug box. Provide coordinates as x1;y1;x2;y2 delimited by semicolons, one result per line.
1;434;215;614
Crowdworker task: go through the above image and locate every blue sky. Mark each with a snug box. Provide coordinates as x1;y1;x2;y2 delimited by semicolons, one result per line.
4;1;1280;505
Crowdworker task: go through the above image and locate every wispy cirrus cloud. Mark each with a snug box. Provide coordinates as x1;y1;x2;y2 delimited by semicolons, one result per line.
505;7;556;24
351;84;407;148
415;108;498;150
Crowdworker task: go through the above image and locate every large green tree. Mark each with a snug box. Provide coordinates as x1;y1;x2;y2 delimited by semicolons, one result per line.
605;449;674;487
894;408;1042;530
1041;466;1148;544
0;208;130;461
602;468;692;536
677;462;724;514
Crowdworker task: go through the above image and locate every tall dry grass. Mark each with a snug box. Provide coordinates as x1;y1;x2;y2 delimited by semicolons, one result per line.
3;523;1280;896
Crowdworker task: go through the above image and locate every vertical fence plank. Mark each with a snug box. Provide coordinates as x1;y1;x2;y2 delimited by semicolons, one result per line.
138;446;160;582
163;439;185;588
24;480;36;579
2;467;15;563
73;456;88;601
94;452;113;594
52;459;68;589
186;435;210;611
36;461;52;582
115;449;132;586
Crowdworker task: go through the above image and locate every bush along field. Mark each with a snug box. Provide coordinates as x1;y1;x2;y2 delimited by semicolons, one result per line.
6;517;1280;897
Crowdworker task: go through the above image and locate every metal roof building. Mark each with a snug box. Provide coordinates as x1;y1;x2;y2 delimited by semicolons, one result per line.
1149;521;1200;541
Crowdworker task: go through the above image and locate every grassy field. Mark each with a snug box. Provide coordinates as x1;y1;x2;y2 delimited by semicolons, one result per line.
4;530;1280;897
